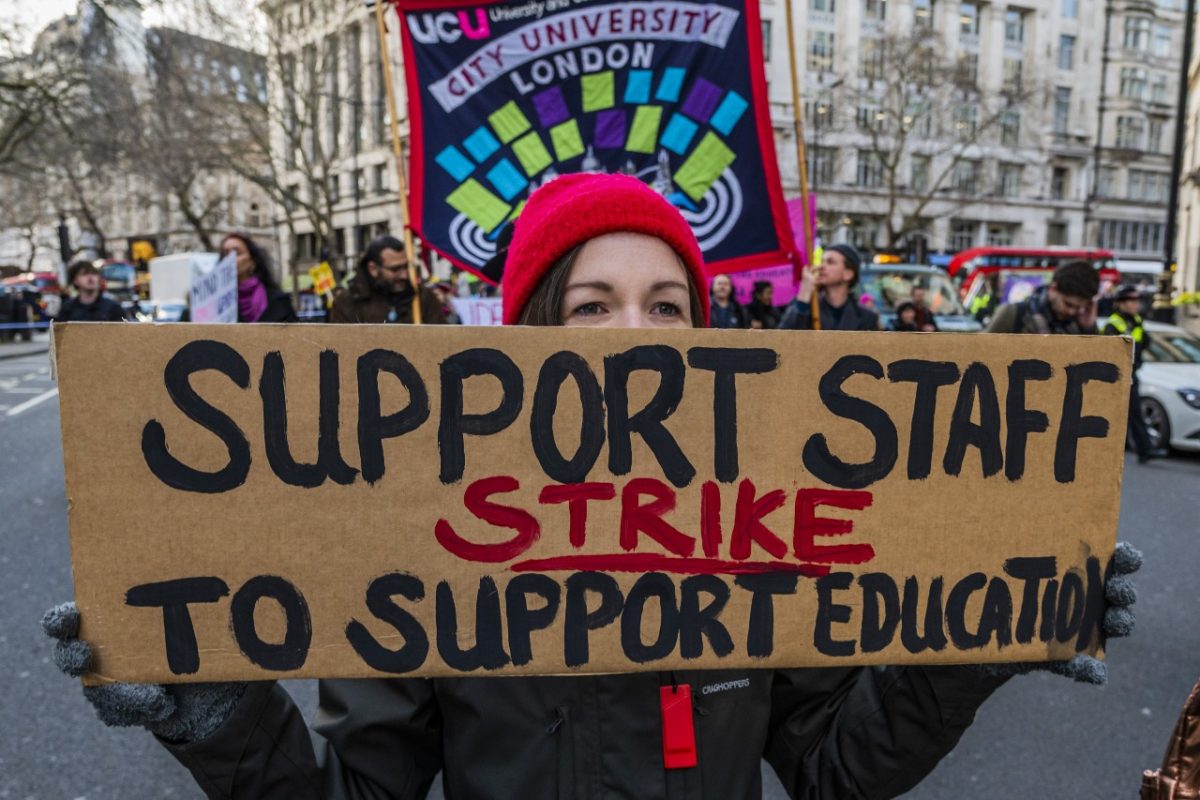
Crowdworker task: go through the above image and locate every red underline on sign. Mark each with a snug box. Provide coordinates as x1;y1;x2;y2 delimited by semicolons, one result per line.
509;554;832;577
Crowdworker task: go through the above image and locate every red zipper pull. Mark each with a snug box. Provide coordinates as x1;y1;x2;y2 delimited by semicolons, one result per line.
659;684;698;769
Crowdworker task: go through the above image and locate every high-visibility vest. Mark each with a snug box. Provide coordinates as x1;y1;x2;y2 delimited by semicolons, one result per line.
1108;312;1144;343
970;292;992;315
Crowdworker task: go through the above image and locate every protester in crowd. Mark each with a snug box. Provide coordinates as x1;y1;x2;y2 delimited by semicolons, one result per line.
910;281;938;332
708;273;746;328
216;233;297;323
985;260;1099;335
330;235;445;325
42;174;1141;800
890;300;920;332
779;244;880;330
746;280;781;329
56;261;127;322
1106;284;1167;463
970;274;1001;325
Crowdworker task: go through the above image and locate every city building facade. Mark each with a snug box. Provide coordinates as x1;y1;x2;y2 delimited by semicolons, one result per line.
258;0;1185;277
0;0;272;272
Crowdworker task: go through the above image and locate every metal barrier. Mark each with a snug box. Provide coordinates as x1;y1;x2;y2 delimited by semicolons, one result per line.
0;322;51;330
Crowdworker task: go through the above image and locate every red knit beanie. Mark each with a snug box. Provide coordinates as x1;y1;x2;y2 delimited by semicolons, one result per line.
500;173;709;325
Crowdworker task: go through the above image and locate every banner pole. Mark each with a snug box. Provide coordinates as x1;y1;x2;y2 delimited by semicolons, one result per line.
374;0;423;324
783;0;820;330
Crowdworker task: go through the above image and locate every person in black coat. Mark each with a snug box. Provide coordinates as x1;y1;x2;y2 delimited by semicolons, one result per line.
708;273;747;328
746;280;782;329
779;244;880;331
56;261;128;322
220;233;298;323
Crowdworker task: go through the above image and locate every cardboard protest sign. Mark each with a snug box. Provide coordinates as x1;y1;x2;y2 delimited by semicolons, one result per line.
188;253;238;323
54;324;1130;684
393;0;794;276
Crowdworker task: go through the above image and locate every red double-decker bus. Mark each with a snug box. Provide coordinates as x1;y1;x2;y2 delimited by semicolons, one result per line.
949;247;1120;312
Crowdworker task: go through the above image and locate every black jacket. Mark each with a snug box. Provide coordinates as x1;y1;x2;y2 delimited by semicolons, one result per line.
747;299;782;330
164;667;1006;799
708;300;747;329
56;295;127;322
255;290;299;323
779;295;880;331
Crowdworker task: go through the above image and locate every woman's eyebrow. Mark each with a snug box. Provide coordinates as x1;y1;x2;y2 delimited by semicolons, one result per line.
650;280;690;292
564;281;614;292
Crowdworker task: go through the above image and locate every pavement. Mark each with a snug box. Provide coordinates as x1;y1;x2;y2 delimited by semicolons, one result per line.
0;330;51;361
1;346;1197;798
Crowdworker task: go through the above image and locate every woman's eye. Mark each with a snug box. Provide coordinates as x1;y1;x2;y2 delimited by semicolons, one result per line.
573;302;604;316
652;302;681;316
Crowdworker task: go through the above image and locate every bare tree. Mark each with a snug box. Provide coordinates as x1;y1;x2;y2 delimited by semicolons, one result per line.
828;26;1044;249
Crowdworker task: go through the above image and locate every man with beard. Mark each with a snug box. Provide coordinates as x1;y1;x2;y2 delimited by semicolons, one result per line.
330;236;446;325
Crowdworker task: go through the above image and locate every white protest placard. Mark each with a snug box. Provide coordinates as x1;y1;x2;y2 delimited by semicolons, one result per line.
450;297;504;326
189;252;238;323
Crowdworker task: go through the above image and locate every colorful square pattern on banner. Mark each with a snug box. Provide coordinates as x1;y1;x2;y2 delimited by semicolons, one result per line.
394;0;795;278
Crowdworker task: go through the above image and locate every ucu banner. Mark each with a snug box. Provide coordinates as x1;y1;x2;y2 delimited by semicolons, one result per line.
390;0;794;278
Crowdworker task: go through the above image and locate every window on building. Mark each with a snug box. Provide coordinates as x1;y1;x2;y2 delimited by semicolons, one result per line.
1001;110;1021;146
1120;67;1147;100
987;224;1017;246
857;150;885;187
809;146;837;186
954;105;979;140
1059;35;1076;70
1004;10;1025;44
857;105;886;130
997;164;1023;198
1099;219;1164;252
957;52;979;87
373;164;388;194
1154;24;1172;57
1099;166;1118;198
762;20;772;61
1149;118;1166;152
1062;0;1078;17
952;159;980;193
847;217;881;249
914;0;934;27
810;0;836;11
285;183;300;212
1124;16;1151;51
1051;167;1070;200
960;2;980;37
1151;74;1169;104
949;219;978;251
807;99;836;129
1116;115;1146;149
911;155;931;192
1002;59;1022;93
860;38;885;79
808;31;836;72
1129;170;1170;202
864;0;886;20
1054;87;1071;133
325;35;341;157
1047;221;1069;246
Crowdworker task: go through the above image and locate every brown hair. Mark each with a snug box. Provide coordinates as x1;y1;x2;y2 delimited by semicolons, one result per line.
516;244;706;327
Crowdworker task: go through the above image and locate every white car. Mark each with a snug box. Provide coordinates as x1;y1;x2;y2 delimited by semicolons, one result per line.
1136;322;1200;452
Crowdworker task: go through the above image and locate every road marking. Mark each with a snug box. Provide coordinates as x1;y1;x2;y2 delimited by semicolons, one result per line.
5;387;47;394
5;387;57;416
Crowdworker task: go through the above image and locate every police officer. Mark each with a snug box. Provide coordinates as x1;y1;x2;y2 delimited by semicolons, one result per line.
1106;285;1166;462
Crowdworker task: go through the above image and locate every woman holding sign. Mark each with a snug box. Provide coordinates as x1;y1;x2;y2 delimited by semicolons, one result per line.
44;174;1140;799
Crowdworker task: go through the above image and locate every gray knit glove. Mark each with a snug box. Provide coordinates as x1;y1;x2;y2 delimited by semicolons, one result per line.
42;602;246;742
976;541;1141;686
